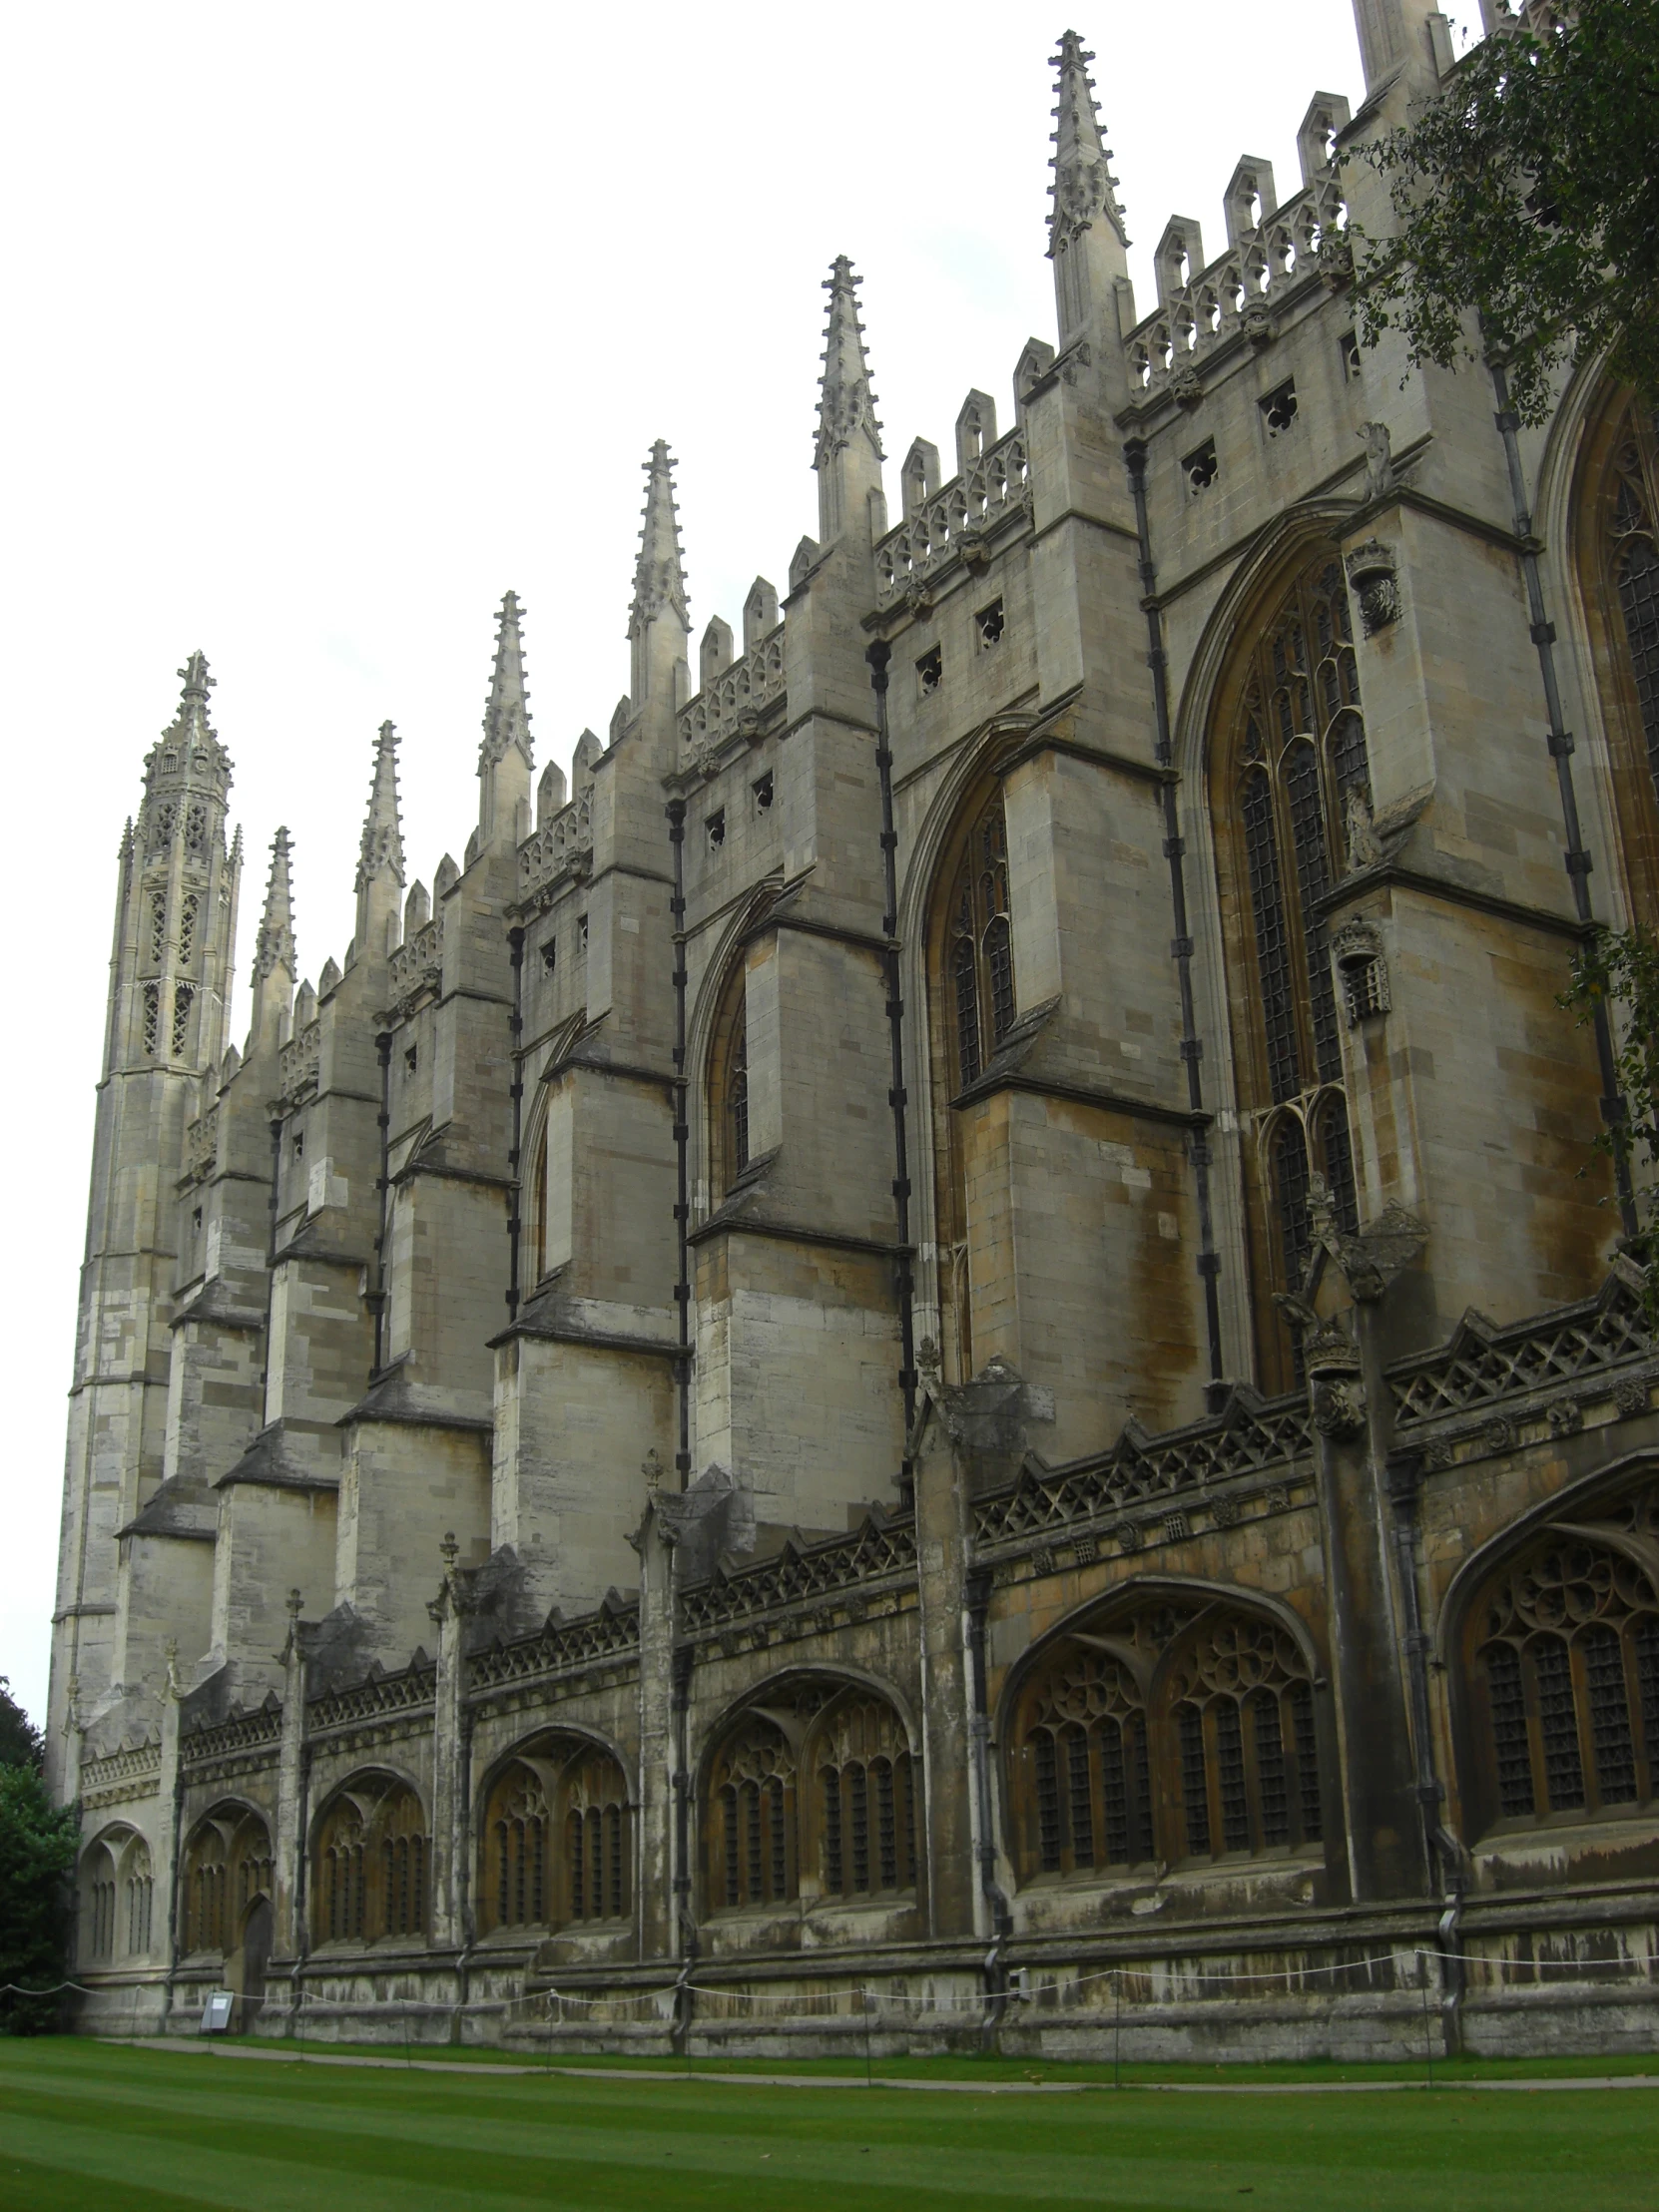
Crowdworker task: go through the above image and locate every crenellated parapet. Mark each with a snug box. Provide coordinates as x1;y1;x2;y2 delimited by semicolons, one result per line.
872;425;1029;607
384;911;444;1018
515;787;593;907
676;619;787;755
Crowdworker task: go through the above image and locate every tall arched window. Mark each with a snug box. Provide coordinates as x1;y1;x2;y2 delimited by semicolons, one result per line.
1578;394;1659;921
83;1841;117;1962
945;789;1016;1089
182;1805;273;1956
1216;552;1371;1384
704;1683;918;1922
707;959;751;1198
312;1776;427;1946
807;1694;918;1902
1008;1598;1324;1885
529;1124;548;1286
478;1735;632;1936
1462;1491;1659;1836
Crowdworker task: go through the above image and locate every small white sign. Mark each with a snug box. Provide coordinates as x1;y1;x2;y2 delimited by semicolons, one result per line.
201;1989;235;2033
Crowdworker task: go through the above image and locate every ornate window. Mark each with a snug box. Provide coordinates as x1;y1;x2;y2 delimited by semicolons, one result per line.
149;889;167;967
705;1683;918;1920
1464;1491;1659;1835
1579;394;1659;921
171;983;194;1060
1008;1597;1324;1885
478;1735;631;1936
1216;552;1371;1384
811;1695;918;1901
711;1714;796;1912
179;892;199;970
945;789;1016;1089
182;1804;273;1955
142;983;160;1058
125;1842;154;1956
708;957;751;1198
83;1841;117;1962
312;1777;427;1946
529;1125;548;1286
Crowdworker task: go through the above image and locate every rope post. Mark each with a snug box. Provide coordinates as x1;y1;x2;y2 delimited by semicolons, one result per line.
863;1985;874;2088
1417;1950;1435;2089
1113;1969;1122;2091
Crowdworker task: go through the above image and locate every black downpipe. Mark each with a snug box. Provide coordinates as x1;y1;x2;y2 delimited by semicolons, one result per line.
670;1643;698;2050
368;1030;392;1377
1488;363;1637;1238
866;642;918;1469
505;926;525;1321
261;1113;283;1417
964;1565;1012;2039
1124;439;1226;1390
1385;1447;1468;2053
666;802;693;1486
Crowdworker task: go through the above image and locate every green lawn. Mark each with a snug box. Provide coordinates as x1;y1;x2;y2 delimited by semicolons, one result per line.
2;2036;1658;2212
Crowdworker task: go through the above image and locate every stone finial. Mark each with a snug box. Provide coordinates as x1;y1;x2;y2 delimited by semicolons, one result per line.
481;590;534;769
404;878;429;934
1297;91;1352;184
537;760;567;828
742;578;780;649
439;1530;459;1571
630;442;689;634
815;257;883;470
954;391;997;473
900;438;941;518
700;616;735;694
1047;29;1128;257
1222;157;1278;246
286;1588;303;1618
433;852;459;899
356;720;405;896
253;828;296;983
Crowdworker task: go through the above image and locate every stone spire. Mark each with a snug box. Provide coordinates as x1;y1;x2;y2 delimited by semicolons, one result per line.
140;652;233;843
814;258;884;545
1046;31;1131;352
630;445;689;635
627;443;691;715
251;828;297;1040
481;592;534;771
1047;31;1127;256
356;720;406;957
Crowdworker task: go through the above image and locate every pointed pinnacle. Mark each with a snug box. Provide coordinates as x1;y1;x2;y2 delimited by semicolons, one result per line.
481;591;534;767
357;720;406;891
630;442;689;633
815;256;883;469
255;827;296;982
1048;28;1129;254
177;650;216;704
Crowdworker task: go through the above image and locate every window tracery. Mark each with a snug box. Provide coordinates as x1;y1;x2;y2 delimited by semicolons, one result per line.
708;958;751;1198
478;1737;631;1936
171;983;194;1059
84;1841;117;1961
312;1778;427;1946
945;791;1017;1089
1008;1599;1324;1885
1583;396;1659;921
182;1805;272;1955
1217;552;1371;1383
705;1682;917;1919
1465;1490;1659;1832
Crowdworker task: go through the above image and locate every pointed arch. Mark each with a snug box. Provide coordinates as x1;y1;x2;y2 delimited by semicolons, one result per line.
707;955;750;1197
923;772;1020;1381
476;1728;632;1936
1210;546;1370;1387
1572;386;1659;923
310;1771;428;1947
1001;1584;1328;1885
181;1802;272;1957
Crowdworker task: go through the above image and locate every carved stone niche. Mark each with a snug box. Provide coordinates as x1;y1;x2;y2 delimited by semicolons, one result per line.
1331;916;1390;1024
1344;537;1400;636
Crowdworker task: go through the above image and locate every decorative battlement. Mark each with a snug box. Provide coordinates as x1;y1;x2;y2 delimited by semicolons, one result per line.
79;1741;162;1809
873;427;1029;606
386;913;444;1013
277;1017;320;1105
308;1656;436;1734
678;622;787;753
1125;170;1347;397
680;1513;919;1635
975;1390;1313;1550
182;1105;220;1186
181;1703;283;1767
517;790;593;905
467;1597;641;1695
1389;1272;1653;1427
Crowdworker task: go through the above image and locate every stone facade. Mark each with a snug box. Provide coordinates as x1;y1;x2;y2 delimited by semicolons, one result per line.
49;1;1659;2060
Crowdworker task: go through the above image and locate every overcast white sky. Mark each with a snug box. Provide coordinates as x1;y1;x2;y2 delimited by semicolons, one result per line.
0;0;1482;1731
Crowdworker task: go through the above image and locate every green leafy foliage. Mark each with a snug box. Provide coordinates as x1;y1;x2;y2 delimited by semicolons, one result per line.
0;1763;79;2034
1347;2;1659;426
0;1677;45;1774
1561;923;1659;1316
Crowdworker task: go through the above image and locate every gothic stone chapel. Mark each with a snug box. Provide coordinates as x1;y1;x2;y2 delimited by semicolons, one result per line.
49;0;1659;2059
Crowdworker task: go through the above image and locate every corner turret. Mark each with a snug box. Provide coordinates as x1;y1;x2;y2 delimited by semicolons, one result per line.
251;828;296;1046
1047;29;1132;350
814;257;884;546
479;591;535;850
356;720;406;959
626;443;691;742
